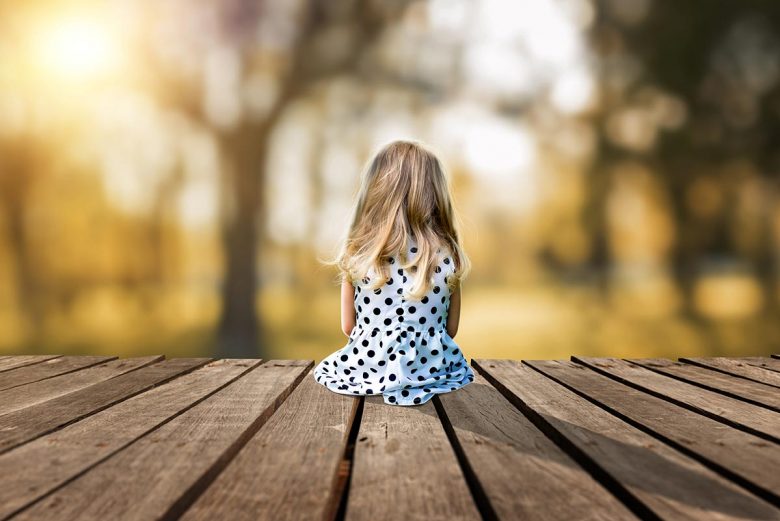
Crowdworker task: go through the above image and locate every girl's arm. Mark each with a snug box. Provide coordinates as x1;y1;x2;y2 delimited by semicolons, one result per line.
446;283;461;338
341;278;357;337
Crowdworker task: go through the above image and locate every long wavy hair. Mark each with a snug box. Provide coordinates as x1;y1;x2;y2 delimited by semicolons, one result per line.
321;139;471;300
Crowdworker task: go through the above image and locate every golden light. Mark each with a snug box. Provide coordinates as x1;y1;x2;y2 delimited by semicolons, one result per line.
33;15;120;81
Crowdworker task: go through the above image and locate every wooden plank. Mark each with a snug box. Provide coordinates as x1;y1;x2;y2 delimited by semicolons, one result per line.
475;360;780;520
0;355;61;373
0;355;115;391
12;360;312;521
345;397;481;521
180;370;358;521
731;357;780;374
435;370;637;520
0;358;262;520
681;357;780;388
0;356;164;416
524;359;780;504
0;357;211;454
573;357;780;443
630;358;780;412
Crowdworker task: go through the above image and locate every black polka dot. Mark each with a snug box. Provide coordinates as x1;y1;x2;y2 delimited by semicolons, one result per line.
340;355;348;362
367;350;375;357
385;298;393;305
433;286;440;294
388;374;397;381
413;397;421;404
363;296;369;304
402;390;409;397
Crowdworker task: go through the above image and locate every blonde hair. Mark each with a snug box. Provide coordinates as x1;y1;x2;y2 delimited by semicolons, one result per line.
322;139;471;300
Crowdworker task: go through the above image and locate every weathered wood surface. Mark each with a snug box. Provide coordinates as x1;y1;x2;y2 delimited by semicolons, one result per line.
346;394;481;520
0;356;115;391
525;359;780;504
630;358;780;412
476;359;778;520
0;357;211;454
13;360;310;521
0;356;163;416
435;371;636;520
0;353;777;521
0;355;61;373
181;371;357;521
0;359;260;520
732;357;780;374
681;357;780;388
573;357;780;443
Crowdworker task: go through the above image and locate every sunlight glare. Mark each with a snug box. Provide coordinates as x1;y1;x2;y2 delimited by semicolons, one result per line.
34;16;119;80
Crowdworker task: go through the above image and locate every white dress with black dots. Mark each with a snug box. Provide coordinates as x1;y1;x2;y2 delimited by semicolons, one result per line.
313;240;475;406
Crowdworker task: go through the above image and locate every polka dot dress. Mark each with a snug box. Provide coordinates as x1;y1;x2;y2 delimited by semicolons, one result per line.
313;240;475;406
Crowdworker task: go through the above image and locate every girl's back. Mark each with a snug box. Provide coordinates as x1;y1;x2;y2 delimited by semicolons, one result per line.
313;140;474;406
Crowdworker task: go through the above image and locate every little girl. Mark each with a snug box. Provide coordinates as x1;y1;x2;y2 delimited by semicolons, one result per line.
313;140;475;406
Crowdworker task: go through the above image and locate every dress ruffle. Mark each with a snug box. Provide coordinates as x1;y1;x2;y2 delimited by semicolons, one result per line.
314;324;474;406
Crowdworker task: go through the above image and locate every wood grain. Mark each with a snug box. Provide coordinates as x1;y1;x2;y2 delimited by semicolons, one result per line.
0;359;261;520
180;370;358;521
436;370;637;520
0;356;164;416
525;359;780;504
11;360;312;521
476;359;779;520
630;358;780;412
0;357;211;454
573;357;780;443
681;357;780;388
0;355;115;391
346;395;481;521
732;357;780;374
0;355;61;373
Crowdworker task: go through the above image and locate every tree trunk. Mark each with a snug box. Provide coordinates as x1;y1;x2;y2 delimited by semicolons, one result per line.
215;127;267;358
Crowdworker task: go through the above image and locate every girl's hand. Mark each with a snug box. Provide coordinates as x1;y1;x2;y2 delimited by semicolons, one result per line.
340;277;357;336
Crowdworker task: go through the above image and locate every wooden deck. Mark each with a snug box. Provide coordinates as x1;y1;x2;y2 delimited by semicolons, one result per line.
0;354;778;520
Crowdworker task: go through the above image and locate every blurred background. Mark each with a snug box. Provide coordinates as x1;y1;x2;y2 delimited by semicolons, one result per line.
1;0;779;362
